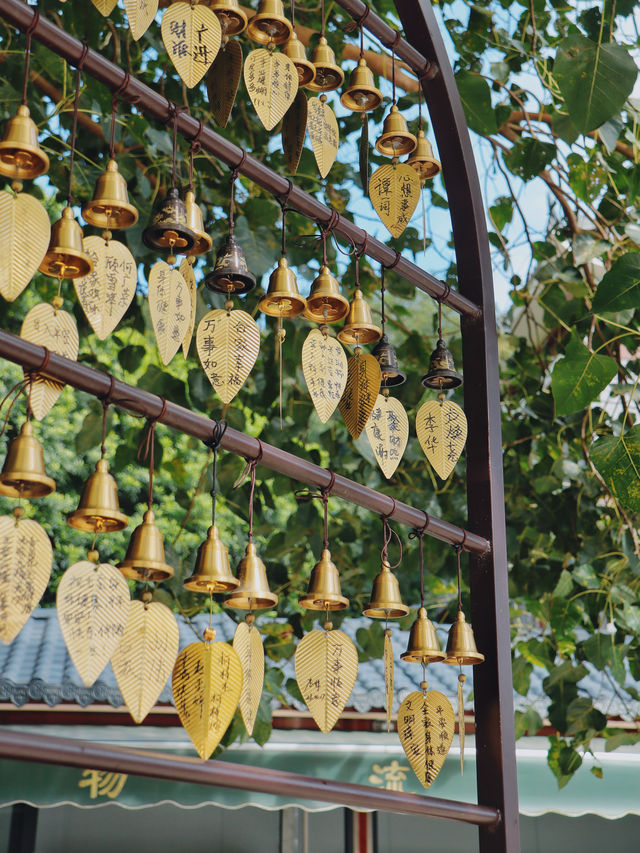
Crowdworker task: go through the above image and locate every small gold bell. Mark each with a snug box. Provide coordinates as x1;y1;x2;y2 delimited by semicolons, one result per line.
183;525;239;593
337;288;382;345
67;458;128;532
407;129;441;182
209;0;248;36
81;159;138;229
225;541;278;609
204;233;256;294
0;104;49;180
117;509;174;582
38;206;94;280
444;610;485;666
246;0;293;45
142;187;196;255
184;190;213;257
400;607;446;664
421;338;463;390
303;265;349;323
299;548;348;611
340;58;382;112
283;32;316;88
371;334;406;387
375;105;417;158
259;256;306;317
363;559;409;619
0;421;56;498
306;37;345;93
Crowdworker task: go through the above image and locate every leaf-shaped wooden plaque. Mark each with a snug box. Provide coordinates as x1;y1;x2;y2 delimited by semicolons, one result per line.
307;97;339;179
302;329;347;423
172;640;243;759
359;116;369;195
91;0;117;15
416;399;468;480
111;600;180;724
56;560;131;687
0;191;50;302
123;0;158;41
233;620;264;736
365;394;409;479
179;258;197;358
295;628;358;734
161;2;221;89
0;515;52;645
196;308;261;405
74;236;137;340
283;90;307;175
384;630;393;733
244;49;298;131
397;690;454;789
207;39;243;128
338;354;381;440
369;163;421;239
148;261;191;366
20;302;79;420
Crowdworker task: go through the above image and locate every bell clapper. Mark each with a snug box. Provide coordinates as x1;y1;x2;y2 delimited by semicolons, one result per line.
11;179;23;194
438;390;445;405
12;505;24;526
204;626;216;643
224;297;234;315
382;386;390;399
142;588;153;610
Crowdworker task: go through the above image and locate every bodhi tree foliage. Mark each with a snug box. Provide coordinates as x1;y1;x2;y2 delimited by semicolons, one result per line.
1;0;640;786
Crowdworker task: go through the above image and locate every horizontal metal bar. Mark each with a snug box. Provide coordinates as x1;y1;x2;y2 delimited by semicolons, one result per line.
0;0;480;320
0;728;500;826
0;331;490;554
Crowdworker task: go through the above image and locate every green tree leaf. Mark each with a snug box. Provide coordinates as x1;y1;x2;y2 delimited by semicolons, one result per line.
591;425;640;512
454;71;497;135
504;138;556;180
551;336;617;416
592;252;640;313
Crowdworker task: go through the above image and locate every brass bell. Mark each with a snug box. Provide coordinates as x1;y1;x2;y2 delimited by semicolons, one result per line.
421;338;463;390
203;233;256;295
246;0;293;45
283;32;316;88
225;541;278;610
38;206;93;280
117;509;174;582
375;105;417;158
184;190;213;257
340;58;382;112
67;458;128;532
407;129;441;182
183;525;239;593
363;559;409;619
372;334;406;387
306;37;345;93
209;0;248;36
337;288;382;345
81;159;138;229
259;256;306;317
400;606;446;664
0;421;56;498
444;610;485;666
0;104;49;180
303;265;349;323
299;548;348;611
142;187;196;255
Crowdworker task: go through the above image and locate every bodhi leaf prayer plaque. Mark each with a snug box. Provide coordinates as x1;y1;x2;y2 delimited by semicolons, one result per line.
339;353;381;440
75;236;137;340
207;39;243;128
369;163;420;238
0;191;50;303
302;328;348;423
397;689;455;789
161;2;221;89
148;261;191;366
283;90;308;176
124;0;158;41
307;97;339;179
180;257;197;358
416;399;468;480
384;630;394;733
233;619;265;737
196;308;260;405
244;49;298;132
365;394;409;479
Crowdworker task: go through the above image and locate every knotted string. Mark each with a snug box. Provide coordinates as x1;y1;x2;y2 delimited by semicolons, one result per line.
67;43;88;206
204;420;227;528
137;398;167;511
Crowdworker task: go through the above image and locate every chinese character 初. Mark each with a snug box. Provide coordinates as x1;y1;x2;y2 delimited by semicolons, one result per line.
78;769;128;799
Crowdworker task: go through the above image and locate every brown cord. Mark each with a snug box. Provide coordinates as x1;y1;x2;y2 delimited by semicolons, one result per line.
137;397;167;510
228;152;247;235
67;45;88;206
383;251;402;271
22;11;40;105
204;420;227;528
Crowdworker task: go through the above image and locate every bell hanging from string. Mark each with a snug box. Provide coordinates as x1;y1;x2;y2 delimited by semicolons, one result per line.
82;159;138;230
209;0;248;37
259;256;306;318
304;266;349;323
225;542;278;609
117;509;174;582
337;288;382;345
407;129;441;183
372;335;406;387
184;190;213;257
306;37;344;93
299;548;348;610
247;0;293;45
142;187;196;257
0;421;56;498
204;233;256;295
0;104;49;181
283;32;316;87
400;607;446;664
184;525;239;593
67;458;128;532
445;610;484;666
38;206;93;280
376;105;417;158
340;58;382;112
363;559;408;619
421;338;463;390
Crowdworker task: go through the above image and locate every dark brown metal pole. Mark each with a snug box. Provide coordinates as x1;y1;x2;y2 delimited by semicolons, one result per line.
0;330;489;554
0;728;500;827
0;0;479;320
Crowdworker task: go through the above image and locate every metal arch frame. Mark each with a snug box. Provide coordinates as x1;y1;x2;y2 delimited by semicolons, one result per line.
0;0;520;849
